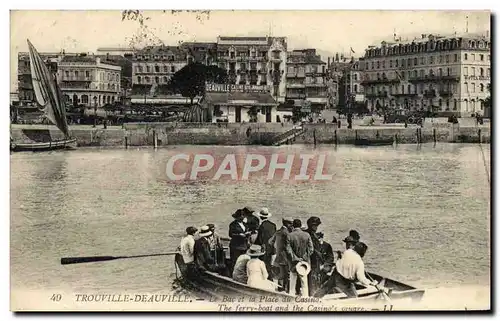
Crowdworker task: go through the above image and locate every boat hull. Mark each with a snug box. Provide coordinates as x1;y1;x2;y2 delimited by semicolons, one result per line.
10;138;77;152
174;253;425;304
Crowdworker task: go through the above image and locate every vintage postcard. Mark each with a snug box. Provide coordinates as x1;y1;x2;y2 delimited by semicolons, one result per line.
9;9;491;312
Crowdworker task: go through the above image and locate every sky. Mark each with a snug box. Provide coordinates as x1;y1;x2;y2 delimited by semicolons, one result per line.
10;10;490;92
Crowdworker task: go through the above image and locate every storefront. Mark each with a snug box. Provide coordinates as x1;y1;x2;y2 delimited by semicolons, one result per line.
202;84;279;123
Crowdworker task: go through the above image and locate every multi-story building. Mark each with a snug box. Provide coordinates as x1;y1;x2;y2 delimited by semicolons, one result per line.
131;45;188;91
216;36;287;102
179;42;218;65
17;51;73;104
361;33;491;116
326;54;354;110
57;55;121;107
286;49;327;110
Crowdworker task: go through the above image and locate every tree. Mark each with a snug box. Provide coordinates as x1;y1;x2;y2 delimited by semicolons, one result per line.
167;62;228;105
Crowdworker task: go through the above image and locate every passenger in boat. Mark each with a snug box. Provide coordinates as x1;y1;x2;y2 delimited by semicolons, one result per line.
285;219;314;296
229;210;252;271
317;232;335;284
246;245;277;291
194;226;226;275
268;217;293;292
207;223;224;265
232;251;251;284
313;241;378;298
305;216;323;296
242;206;260;245
254;208;277;280
179;226;198;278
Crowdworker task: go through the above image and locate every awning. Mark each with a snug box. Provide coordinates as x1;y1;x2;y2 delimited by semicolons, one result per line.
203;92;277;106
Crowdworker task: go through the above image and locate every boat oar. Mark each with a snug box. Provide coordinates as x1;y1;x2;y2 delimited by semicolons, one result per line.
366;272;392;303
61;252;180;265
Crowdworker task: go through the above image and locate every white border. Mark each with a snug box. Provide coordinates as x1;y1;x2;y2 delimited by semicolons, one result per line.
2;1;497;321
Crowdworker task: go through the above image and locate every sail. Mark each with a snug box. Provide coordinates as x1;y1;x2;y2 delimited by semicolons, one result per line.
27;39;70;138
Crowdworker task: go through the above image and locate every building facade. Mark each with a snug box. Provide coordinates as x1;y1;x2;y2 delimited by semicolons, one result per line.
57;55;121;107
286;49;327;110
216;36;287;102
361;33;491;116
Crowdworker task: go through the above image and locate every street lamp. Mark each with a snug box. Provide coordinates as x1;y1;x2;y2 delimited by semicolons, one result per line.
93;96;98;128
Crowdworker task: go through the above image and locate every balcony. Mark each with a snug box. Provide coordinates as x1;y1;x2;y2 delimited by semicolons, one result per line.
361;77;399;85
391;92;418;97
424;89;437;98
464;75;491;81
286;93;306;99
305;71;326;77
237;69;248;74
439;90;453;97
286;83;306;88
59;82;92;90
305;82;326;88
366;91;388;98
61;75;92;82
409;75;460;83
306;97;328;104
269;55;282;62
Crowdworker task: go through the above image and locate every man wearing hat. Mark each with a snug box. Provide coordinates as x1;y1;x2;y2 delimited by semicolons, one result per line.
285;219;314;296
228;209;252;271
207;223;224;265
180;226;198;278
305;216;323;296
193;225;216;272
339;230;360;258
268;217;293;292
242;206;260;244
255;207;277;279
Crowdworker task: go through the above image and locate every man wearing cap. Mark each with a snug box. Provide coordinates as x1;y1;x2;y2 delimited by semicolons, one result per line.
317;232;335;284
305;216;323;296
229;209;252;271
207;223;224;265
268;217;293;292
255;207;277;279
180;226;198;278
285;219;314;296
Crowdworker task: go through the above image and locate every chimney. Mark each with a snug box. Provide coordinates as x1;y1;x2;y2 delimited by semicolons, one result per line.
335;53;339;62
328;57;331;66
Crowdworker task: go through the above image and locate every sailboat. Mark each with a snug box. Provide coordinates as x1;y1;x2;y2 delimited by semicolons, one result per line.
10;40;77;152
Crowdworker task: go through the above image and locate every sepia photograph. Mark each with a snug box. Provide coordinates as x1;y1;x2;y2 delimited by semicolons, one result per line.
8;8;491;312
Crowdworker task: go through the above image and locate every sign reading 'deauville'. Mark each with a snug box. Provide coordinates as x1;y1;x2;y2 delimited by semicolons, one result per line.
206;83;271;93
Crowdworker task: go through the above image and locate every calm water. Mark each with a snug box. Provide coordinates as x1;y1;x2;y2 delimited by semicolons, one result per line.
10;144;490;295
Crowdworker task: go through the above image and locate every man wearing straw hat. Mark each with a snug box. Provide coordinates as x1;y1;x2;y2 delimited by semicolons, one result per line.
255;207;277;279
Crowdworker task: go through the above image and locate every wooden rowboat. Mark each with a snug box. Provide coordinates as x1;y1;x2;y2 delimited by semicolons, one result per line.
174;253;425;304
10;138;77;152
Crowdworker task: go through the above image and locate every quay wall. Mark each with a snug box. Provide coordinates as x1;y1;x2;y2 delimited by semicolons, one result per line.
10;122;490;147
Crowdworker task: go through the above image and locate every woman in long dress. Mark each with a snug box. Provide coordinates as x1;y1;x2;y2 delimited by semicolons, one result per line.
246;245;277;291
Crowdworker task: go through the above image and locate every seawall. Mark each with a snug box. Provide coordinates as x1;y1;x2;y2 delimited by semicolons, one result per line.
10;122;490;147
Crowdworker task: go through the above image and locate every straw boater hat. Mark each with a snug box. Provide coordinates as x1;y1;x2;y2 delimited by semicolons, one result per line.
258;207;272;219
246;244;265;257
295;261;311;276
199;225;213;237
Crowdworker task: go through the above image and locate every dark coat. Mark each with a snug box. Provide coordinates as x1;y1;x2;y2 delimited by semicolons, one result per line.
245;214;260;232
255;219;277;252
320;241;334;269
305;228;323;268
193;237;214;269
285;228;314;269
228;220;248;251
269;226;290;266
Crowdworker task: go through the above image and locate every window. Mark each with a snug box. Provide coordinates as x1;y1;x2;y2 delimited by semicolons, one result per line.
471;67;476;76
414;57;418;65
145;76;150;83
480;83;484;92
471;54;475;61
454;54;458;62
408;84;411;94
171;66;176;73
430;56;434;64
438;68;443;76
81;95;89;104
85;71;90;78
377;61;380;69
420;57;424;65
463;67;468;75
488;68;491;77
65;70;69;78
471;83;476;93
395;60;399;67
371;61;374;69
464;53;468;60
464;82;468;92
137;76;142;83
480;68;484;77
382;61;385;68
389;60;393;68
447;68;451;76
439;56;443;63
480;54;484;61
354;74;358;81
445;55;449;63
420;69;424;77
354;84;358;92
154;76;159;83
454;99;458;110
155;65;160;73
75;71;79;78
146;65;151;73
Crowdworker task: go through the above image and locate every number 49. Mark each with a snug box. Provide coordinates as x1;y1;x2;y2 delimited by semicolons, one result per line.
50;294;62;302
